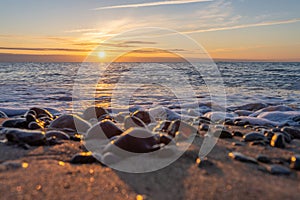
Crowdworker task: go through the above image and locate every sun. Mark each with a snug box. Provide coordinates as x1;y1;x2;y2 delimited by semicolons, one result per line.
98;51;106;59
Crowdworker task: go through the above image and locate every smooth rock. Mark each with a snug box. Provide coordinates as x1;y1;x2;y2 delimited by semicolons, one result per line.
290;155;300;170
82;106;109;120
265;164;291;175
257;155;272;163
103;128;160;154
228;152;258;164
124;116;147;130
86;120;123;140
213;129;233;139
28;121;43;130
29;107;53;120
152;120;171;133
198;124;209;131
233;131;243;137
49;114;91;133
70;152;97;164
243;132;265;142
281;127;300;139
2;119;28;129
167;120;197;138
46;130;70;140
132;110;155;125
3;128;45;145
270;133;286;148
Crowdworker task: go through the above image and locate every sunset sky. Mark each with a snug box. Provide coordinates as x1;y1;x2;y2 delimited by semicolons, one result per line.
0;0;299;62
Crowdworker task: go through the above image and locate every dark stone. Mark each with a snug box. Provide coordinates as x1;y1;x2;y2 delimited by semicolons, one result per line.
70;134;83;142
153;120;171;133
25;113;37;123
290;155;300;170
223;119;234;126
265;165;291;175
29;107;53;120
83;106;109;120
199;124;209;131
257;154;272;163
213;129;233;139
232;142;245;146
159;134;174;145
281;127;300;139
28;121;43;130
103;128;160;154
167;120;197;138
2;119;28;129
233;131;243;137
250;140;267;146
70;152;97;164
196;157;214;168
124;116;147;130
49;114;91;133
3;128;45;146
46;130;70;140
86;120;123;140
243;132;265;142
228;152;258;164
264;131;274;140
270;133;286;148
98;114;115;122
132;110;154;125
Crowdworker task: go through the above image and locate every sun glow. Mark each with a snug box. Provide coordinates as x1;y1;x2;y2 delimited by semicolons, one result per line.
98;51;106;59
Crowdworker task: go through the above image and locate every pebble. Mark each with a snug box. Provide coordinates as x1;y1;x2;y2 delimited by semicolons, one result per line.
70;152;97;164
290;155;300;170
29;107;53;119
213;129;233;139
45;130;70;140
232;142;245;146
159;134;174;145
232;131;243;137
256;155;272;163
228;152;258;164
198;124;209;131
124;116;147;130
28;121;43;130
196;157;214;168
86;120;123;140
265;164;291;175
270;133;286;148
3;128;45;146
152;120;171;133
249;141;267;146
2;119;28;129
167;120;197;138
281;127;300;139
243;132;265;142
49;114;91;133
83;106;109;120
132;110;155;125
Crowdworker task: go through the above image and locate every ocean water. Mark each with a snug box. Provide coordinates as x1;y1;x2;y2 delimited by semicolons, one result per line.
0;62;299;112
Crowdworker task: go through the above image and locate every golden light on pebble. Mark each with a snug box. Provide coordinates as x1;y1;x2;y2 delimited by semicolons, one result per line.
36;185;42;191
136;194;144;200
80;152;92;156
58;161;65;166
291;156;296;162
89;169;94;175
196;158;201;164
22;162;29;168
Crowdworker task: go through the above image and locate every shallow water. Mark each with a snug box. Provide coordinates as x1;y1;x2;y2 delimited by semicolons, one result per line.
0;62;299;112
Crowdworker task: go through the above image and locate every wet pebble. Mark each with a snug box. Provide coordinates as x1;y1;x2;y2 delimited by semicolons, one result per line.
124;116;147;130
86;120;123;140
49;114;91;133
270;133;286;148
213;129;233;139
290;155;300;170
228;152;258;164
46;130;70;140
281;127;300;139
28;121;43;130
70;152;97;164
264;164;291;175
3;128;45;146
132;110;155;125
243;132;265;142
249;140;267;146
232;131;243;137
256;154;272;164
198;124;209;131
232;142;245;146
153;120;171;133
167;120;197;138
2;119;28;129
83;106;109;120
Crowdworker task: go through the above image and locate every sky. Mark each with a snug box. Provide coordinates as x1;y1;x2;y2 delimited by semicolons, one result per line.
0;0;299;62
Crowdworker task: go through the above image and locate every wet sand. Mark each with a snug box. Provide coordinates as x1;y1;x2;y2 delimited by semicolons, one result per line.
1;124;300;200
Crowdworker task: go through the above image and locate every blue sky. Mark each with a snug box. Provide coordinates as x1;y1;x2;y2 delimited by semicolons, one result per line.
0;0;299;61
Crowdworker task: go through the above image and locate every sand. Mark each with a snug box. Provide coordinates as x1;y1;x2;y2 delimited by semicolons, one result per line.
1;124;300;200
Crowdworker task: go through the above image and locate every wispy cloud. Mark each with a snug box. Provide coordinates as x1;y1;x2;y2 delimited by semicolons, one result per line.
0;47;90;52
94;0;212;10
183;18;300;34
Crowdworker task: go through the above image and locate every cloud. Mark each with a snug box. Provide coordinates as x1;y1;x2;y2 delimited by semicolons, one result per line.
0;47;90;52
94;0;213;10
183;18;300;34
74;40;157;48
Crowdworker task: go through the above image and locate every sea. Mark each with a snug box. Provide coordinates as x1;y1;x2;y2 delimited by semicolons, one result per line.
0;62;299;113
